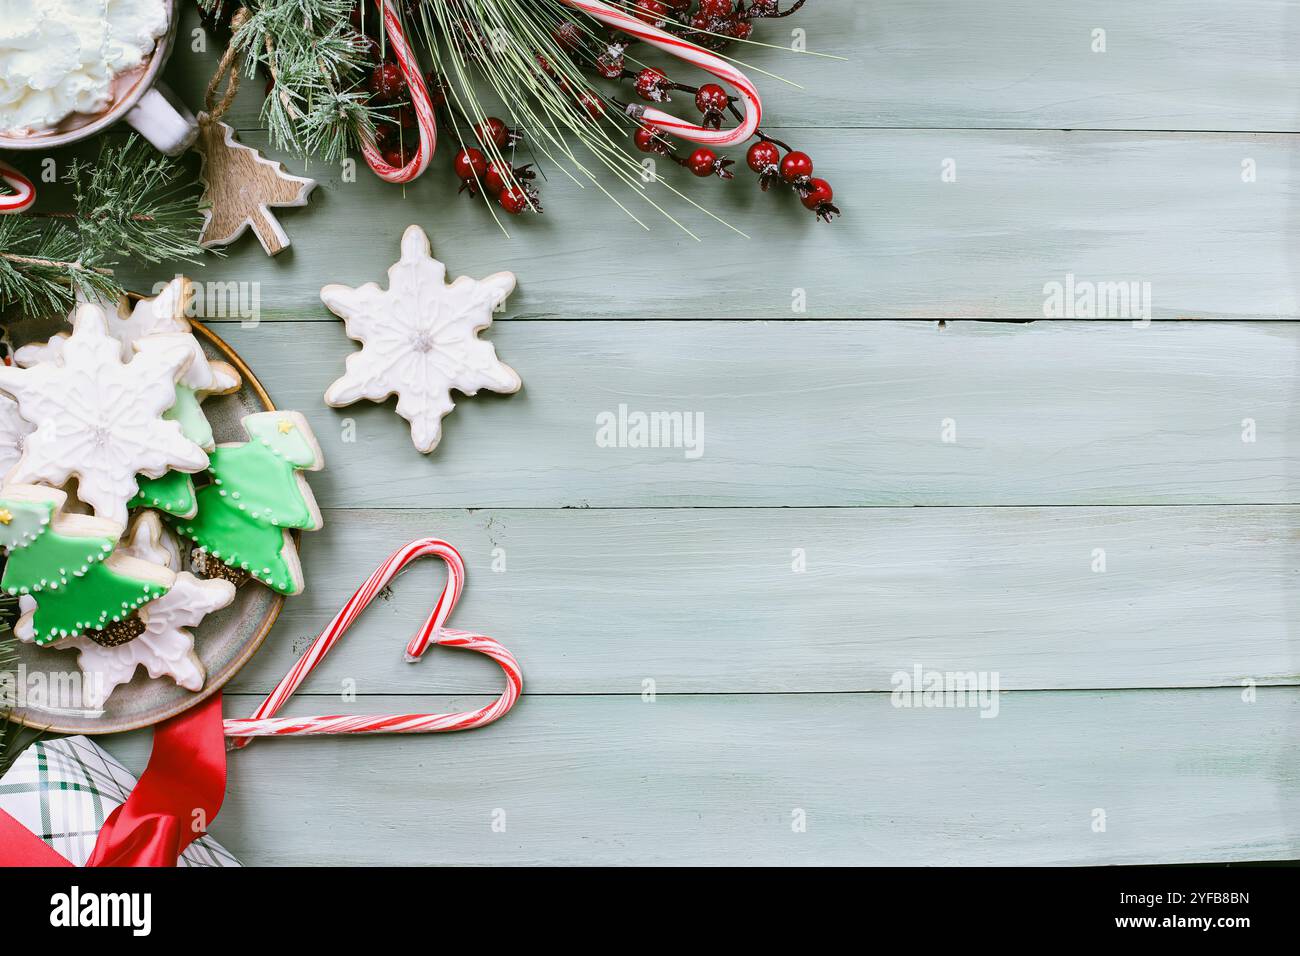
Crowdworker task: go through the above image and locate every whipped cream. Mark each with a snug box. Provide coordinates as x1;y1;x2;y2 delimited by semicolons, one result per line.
0;0;168;136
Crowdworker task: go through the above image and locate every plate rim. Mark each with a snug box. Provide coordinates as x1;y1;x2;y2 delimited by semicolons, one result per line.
6;315;288;735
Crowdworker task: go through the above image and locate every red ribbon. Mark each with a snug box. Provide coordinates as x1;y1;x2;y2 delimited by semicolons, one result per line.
1;693;227;867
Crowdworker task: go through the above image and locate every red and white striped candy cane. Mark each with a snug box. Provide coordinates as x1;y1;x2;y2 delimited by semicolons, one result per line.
360;0;438;182
560;0;761;147
225;538;521;747
0;160;35;214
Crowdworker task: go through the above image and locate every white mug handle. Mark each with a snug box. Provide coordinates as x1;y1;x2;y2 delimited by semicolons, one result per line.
123;82;198;155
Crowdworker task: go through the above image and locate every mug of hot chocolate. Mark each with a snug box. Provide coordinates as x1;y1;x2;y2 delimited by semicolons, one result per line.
0;0;197;155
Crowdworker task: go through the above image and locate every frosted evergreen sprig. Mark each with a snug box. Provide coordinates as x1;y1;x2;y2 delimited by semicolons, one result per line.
205;0;384;162
0;136;204;319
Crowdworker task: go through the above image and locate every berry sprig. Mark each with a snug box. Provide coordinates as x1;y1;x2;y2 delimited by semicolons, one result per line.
749;140;838;222
633;0;809;51
634;122;734;180
229;1;826;225
620;69;838;221
446;110;542;215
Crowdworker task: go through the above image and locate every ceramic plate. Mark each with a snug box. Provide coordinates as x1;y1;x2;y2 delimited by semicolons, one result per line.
3;310;285;734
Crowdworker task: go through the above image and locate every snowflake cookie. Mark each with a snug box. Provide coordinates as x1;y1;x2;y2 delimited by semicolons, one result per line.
14;279;241;518
320;224;521;454
14;511;235;710
0;302;209;525
15;278;242;450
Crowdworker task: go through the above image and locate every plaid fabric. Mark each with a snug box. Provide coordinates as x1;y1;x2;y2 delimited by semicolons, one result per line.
0;735;239;867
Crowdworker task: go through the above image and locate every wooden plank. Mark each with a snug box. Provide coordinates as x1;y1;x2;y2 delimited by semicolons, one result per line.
104;128;1299;320
103;689;1300;865
166;2;1300;133
219;504;1300;695
140;320;1300;509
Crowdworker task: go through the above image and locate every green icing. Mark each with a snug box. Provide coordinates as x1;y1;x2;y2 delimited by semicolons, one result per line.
164;413;320;595
166;384;213;449
206;440;316;529
170;484;297;593
0;498;54;551
0;519;169;645
23;568;168;645
244;413;319;468
130;470;197;518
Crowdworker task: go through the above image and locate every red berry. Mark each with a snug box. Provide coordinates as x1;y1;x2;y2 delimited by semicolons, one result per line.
577;90;606;119
634;67;670;102
596;50;625;78
475;117;509;148
498;184;531;214
552;21;583;51
695;83;729;115
688;147;718;177
729;18;753;40
634;0;668;24
801;178;833;210
780;150;813;183
698;0;733;16
747;141;780;172
382;145;412;168
634;123;666;153
453;147;487;181
368;63;406;102
484;161;510;195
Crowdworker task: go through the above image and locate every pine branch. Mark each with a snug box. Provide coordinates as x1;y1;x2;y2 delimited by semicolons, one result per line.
206;0;385;162
65;136;207;266
0;136;204;319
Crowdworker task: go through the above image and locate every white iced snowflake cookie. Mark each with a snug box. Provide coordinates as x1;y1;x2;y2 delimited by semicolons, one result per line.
15;512;234;710
320;224;521;454
0;302;209;525
14;278;241;450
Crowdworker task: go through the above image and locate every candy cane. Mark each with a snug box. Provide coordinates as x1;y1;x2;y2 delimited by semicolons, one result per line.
360;0;437;182
560;0;762;147
0;160;35;214
225;538;521;747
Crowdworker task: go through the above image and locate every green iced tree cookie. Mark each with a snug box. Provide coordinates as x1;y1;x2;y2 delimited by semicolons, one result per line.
167;411;324;595
0;485;174;646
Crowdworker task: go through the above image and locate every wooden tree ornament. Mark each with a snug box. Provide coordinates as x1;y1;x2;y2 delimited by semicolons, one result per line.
195;14;316;257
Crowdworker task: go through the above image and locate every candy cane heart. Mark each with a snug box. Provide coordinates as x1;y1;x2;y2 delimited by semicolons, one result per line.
0;160;35;214
560;0;762;147
359;0;437;183
225;538;522;747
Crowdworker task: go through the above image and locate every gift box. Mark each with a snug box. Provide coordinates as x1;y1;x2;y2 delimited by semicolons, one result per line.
0;735;239;867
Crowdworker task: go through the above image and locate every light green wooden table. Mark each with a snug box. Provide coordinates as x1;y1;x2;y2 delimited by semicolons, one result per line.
95;1;1300;864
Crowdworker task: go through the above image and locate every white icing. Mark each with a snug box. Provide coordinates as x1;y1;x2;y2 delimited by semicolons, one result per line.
320;225;521;454
0;302;209;526
0;393;31;481
0;0;168;136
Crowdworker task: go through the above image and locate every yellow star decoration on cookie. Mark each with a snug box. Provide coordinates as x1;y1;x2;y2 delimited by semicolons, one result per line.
0;509;11;525
277;419;295;434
